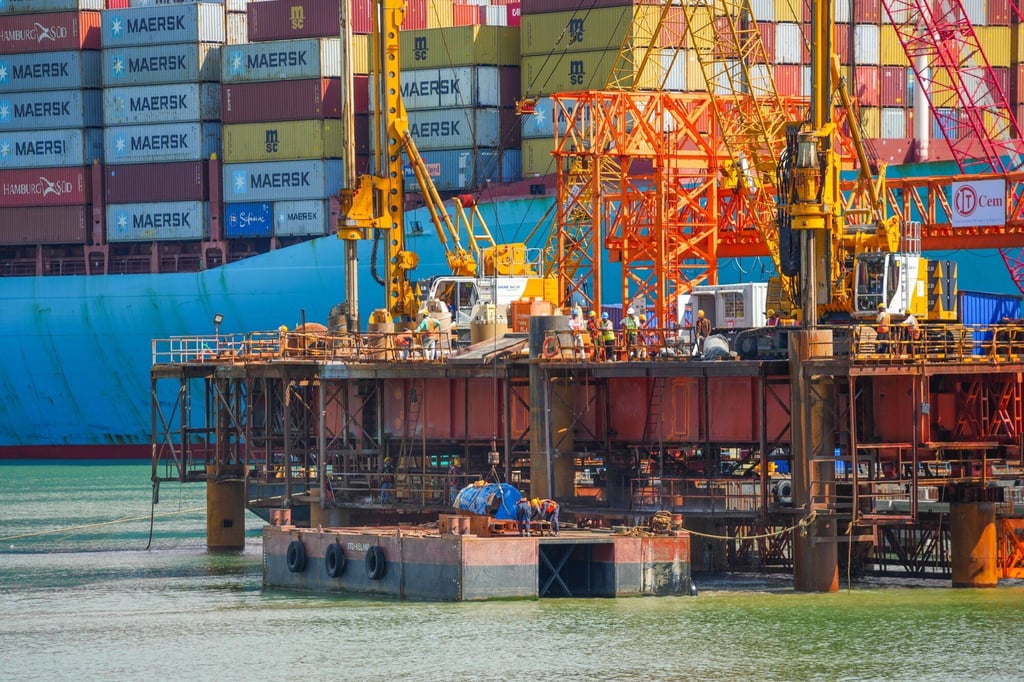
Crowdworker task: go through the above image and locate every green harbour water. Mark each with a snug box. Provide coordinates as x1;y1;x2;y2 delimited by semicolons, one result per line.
2;461;1023;681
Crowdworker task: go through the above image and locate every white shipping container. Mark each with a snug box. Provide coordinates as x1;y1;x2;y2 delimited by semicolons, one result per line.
750;0;774;21
660;49;686;92
0;51;102;93
854;24;879;66
0;127;103;169
222;159;344;202
106;200;207;242
880;107;907;139
273;199;329;236
775;23;802;65
102;4;225;48
221;38;340;83
962;0;986;26
834;0;851;23
688;282;769;329
103;82;220;125
226;12;247;45
103;121;221;165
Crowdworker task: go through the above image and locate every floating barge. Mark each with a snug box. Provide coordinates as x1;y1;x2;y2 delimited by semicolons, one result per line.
264;521;693;600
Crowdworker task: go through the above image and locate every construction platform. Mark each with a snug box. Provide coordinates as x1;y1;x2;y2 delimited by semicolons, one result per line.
263;522;694;601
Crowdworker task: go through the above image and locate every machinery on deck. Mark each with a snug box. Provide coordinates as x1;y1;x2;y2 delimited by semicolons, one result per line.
338;0;557;331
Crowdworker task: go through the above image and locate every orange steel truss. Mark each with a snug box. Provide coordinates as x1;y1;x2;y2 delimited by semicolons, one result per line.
553;91;726;323
998;519;1024;579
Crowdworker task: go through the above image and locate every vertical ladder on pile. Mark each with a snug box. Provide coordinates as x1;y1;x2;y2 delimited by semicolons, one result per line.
396;378;424;504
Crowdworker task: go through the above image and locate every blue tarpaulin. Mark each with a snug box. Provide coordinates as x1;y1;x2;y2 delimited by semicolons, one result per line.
453;483;521;520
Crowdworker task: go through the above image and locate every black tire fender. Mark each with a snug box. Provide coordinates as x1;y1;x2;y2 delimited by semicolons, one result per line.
365;545;386;580
325;542;346;578
286;539;306;573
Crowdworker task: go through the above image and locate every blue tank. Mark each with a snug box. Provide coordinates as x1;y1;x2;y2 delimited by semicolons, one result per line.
453;483;521;520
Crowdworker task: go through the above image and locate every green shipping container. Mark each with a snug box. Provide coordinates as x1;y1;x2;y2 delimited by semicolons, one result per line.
521;48;661;94
400;26;519;68
221;119;343;163
521;6;673;58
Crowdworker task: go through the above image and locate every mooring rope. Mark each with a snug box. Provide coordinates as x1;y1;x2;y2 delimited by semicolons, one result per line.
0;506;205;543
613;510;819;541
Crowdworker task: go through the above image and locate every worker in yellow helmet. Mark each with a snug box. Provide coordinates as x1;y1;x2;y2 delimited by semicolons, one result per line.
448;457;462;504
535;498;561;536
695;309;711;354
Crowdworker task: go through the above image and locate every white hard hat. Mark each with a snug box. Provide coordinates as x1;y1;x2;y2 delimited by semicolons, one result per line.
627;307;635;315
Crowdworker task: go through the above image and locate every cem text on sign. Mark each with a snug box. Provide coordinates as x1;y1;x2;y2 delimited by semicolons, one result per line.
951;178;1006;228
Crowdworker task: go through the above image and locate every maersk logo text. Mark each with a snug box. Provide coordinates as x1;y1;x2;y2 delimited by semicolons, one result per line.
113;133;188;154
129;94;188;112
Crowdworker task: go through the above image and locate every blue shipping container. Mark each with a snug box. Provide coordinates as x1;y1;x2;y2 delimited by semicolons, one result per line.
959;290;1023;355
102;43;220;87
0;0;102;14
405;108;501;149
0;51;101;93
221;38;340;83
274;199;328;236
103;122;220;165
393;66;502;110
102;3;225;48
103;82;220;125
222;159;343;202
0;127;103;169
0;89;102;131
224;201;272;238
106;201;208;242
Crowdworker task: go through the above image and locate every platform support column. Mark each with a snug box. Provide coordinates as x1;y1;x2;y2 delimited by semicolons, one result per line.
206;464;246;550
950;501;998;588
790;329;838;592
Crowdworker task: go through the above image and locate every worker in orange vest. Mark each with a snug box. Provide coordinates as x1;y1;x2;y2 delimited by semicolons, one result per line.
533;498;560;536
876;303;891;354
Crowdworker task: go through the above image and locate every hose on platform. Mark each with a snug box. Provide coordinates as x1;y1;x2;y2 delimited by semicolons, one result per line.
614;510;819;541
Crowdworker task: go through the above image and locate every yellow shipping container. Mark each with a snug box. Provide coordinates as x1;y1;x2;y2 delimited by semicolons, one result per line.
522;5;663;58
774;0;800;23
859;106;880;139
879;25;909;67
1013;24;1024;64
426;0;453;29
685;51;709;93
975;27;1011;68
352;34;369;74
521;137;558;177
222;120;343;163
929;70;958;108
400;26;519;68
522;48;662;94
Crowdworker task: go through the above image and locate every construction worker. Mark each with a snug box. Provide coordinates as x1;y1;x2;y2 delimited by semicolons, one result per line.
876;303;891;354
901;312;920;356
380;457;395;504
695;309;711;354
515;494;533;536
535;498;560;536
600;312;616;361
447;458;461;504
766;309;780;327
622;307;640;359
415;315;442;360
586;310;601;358
394;328;414;360
637;314;650;359
568;308;586;359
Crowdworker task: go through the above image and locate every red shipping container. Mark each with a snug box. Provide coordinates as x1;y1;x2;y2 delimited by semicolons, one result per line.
105;0;130;7
880;66;907;106
501;107;522;147
774;65;802;97
248;0;340;41
0;205;89;245
0;167;91;209
355;154;370;175
351;0;372;34
220;79;347;124
853;0;880;23
990;67;1010;105
988;0;1011;25
499;65;521;107
105;162;208;204
1011;64;1024;105
520;0;661;14
506;2;521;27
834;23;851;65
0;11;100;54
658;6;685;48
757;21;775;64
853;65;879;107
354;113;370;155
454;3;481;26
404;0;427;29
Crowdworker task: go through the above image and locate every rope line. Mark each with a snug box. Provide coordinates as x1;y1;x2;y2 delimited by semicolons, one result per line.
0;506;205;543
614;511;818;541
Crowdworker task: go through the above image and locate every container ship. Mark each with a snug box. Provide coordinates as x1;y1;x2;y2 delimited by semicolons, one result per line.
1;0;1021;458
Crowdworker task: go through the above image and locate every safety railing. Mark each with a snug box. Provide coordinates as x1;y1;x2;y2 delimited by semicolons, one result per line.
152;329;458;365
629;477;782;513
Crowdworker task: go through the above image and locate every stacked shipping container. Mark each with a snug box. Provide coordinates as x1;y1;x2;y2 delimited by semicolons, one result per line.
100;3;224;242
0;0;102;245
